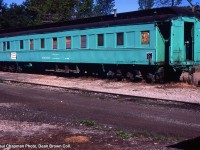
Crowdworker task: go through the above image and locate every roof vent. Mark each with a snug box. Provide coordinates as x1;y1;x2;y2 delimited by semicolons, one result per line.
113;7;117;18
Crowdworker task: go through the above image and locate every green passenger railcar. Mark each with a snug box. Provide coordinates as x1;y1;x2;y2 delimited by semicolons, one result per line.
0;7;199;81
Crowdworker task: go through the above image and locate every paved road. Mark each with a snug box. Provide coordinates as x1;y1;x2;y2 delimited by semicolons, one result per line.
0;82;200;139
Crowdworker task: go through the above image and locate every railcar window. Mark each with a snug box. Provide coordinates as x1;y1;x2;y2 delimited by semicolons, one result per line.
41;38;45;48
53;37;57;49
98;34;104;46
66;36;71;49
30;39;34;50
81;35;87;48
141;31;150;44
3;42;6;51
7;42;10;50
20;40;24;49
117;33;124;46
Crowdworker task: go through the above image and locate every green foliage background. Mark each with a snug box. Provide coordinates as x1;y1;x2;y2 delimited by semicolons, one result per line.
0;0;198;30
0;0;115;30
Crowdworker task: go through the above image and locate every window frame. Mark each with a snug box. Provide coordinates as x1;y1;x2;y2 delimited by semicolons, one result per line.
117;32;124;46
3;42;6;51
81;35;87;48
52;37;57;49
20;40;24;49
141;31;150;45
66;36;71;49
98;34;104;47
30;39;34;50
7;41;10;50
41;38;45;49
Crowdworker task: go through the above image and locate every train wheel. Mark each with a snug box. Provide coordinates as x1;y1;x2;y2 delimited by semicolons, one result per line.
107;70;115;79
154;67;165;83
134;70;143;82
126;72;134;81
16;66;22;73
2;65;8;72
146;73;155;83
116;69;123;81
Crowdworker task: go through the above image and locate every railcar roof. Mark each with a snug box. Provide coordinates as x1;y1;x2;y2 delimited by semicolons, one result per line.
0;7;198;38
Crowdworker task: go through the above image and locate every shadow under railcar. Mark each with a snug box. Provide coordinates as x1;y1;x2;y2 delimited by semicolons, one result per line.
168;136;200;150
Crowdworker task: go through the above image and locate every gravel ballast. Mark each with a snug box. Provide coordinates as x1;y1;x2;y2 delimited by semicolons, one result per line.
0;72;199;104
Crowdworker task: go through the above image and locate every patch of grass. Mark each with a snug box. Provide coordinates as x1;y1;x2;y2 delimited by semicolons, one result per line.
80;120;97;127
132;131;179;142
133;131;152;138
115;130;132;139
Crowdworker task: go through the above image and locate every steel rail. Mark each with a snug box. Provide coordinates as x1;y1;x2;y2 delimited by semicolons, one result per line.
1;78;200;111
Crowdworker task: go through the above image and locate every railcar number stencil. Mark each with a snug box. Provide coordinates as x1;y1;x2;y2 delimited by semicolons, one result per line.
10;52;17;60
146;52;152;60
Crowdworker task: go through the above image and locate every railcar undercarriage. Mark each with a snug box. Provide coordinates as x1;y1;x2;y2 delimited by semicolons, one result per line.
0;61;182;83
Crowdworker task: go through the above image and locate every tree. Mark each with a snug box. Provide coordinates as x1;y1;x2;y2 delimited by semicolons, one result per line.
24;0;115;21
138;0;154;10
155;0;182;7
2;3;30;29
0;0;116;29
138;0;196;9
94;0;115;16
0;0;7;29
75;0;94;19
0;0;6;13
24;0;77;23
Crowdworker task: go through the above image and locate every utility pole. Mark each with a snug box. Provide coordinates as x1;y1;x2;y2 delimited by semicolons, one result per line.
172;0;174;6
186;0;195;12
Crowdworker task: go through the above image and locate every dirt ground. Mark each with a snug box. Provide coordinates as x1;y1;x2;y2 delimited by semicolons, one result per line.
0;82;188;150
0;120;176;150
0;72;200;149
0;72;200;103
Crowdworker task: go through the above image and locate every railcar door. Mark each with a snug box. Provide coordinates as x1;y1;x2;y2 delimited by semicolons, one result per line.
194;21;200;62
170;20;184;64
184;22;194;61
157;22;171;64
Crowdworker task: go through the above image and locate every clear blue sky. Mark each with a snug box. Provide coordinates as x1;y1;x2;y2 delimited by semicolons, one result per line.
4;0;200;13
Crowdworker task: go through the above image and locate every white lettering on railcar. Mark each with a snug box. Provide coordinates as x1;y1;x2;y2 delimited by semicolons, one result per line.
52;58;60;60
42;57;50;59
10;52;17;60
52;53;59;56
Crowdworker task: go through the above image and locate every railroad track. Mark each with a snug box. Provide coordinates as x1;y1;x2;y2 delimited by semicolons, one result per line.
1;77;200;112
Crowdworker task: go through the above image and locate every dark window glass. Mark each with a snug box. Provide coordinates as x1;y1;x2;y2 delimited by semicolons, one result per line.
3;42;6;51
141;31;150;44
98;34;104;46
7;42;10;50
20;40;24;49
41;38;45;48
53;37;57;49
81;35;86;48
30;39;34;50
66;36;71;49
117;32;124;46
